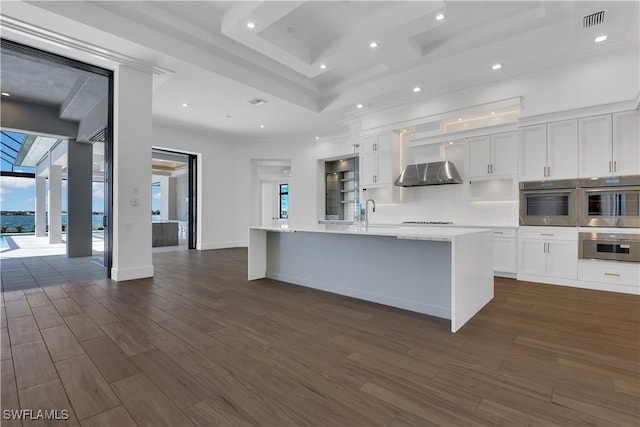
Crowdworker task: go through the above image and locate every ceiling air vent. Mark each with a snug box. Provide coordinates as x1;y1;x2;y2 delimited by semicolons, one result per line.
583;10;605;28
247;97;268;106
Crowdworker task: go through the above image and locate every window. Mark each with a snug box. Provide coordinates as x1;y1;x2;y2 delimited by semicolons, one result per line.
279;183;288;219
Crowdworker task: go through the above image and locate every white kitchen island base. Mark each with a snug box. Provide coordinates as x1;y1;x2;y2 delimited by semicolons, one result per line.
249;225;493;332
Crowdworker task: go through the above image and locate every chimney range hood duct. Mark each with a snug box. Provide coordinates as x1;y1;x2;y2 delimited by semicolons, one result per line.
394;161;463;187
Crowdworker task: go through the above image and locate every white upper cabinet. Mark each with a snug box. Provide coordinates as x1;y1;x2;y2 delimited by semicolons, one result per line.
579;112;639;177
466;135;491;177
612;110;640;176
579;114;613;177
359;131;396;187
518;124;547;181
466;132;517;178
547;120;578;179
519;120;578;181
360;132;392;155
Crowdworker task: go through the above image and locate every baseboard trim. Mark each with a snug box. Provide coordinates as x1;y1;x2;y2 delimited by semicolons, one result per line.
197;241;246;250
516;274;640;295
111;265;154;282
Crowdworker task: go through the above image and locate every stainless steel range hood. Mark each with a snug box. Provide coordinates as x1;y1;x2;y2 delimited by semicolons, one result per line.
394;161;463;187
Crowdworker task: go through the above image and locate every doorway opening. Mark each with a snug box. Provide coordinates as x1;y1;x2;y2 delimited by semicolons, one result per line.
252;159;292;227
0;39;113;290
151;149;197;251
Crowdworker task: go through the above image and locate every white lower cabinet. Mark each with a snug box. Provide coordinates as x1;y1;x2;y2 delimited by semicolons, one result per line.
578;260;640;289
518;227;578;280
493;229;516;276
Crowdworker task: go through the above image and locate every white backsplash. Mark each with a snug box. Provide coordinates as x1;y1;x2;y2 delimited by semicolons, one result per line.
370;183;519;227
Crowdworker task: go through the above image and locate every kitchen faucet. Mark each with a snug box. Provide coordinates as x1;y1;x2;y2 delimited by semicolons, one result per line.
364;199;376;228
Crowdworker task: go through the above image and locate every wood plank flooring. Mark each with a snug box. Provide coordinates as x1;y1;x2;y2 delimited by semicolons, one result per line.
1;247;638;426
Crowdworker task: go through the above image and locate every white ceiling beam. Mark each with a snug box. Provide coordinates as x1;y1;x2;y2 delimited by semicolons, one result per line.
59;75;88;119
222;1;321;77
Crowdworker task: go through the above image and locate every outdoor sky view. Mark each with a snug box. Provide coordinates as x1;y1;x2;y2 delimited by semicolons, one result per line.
1;130;163;230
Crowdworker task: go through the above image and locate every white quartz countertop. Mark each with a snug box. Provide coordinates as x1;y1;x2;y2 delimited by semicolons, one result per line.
250;224;492;241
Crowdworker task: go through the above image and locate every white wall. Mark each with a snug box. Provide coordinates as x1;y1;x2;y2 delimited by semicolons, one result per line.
152;122;239;250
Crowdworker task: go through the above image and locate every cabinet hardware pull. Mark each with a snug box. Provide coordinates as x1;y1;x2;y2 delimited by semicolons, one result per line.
608;161;612;172
547;166;550;176
490;164;494;174
487;164;490;174
614;161;617;172
540;233;554;236
604;273;620;277
493;231;504;234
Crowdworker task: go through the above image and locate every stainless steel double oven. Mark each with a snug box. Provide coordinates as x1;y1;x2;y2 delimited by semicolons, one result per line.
519;179;579;226
520;175;640;263
579;176;640;228
520;176;640;228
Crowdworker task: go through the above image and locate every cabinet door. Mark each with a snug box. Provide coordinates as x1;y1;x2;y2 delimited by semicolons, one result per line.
613;110;640;176
360;136;375;154
547;240;578;279
466;135;491;177
374;132;392;152
518;239;547;276
491;132;517;176
579;114;612;178
519;124;547;181
375;150;393;185
360;153;377;186
494;237;516;273
547;119;578;179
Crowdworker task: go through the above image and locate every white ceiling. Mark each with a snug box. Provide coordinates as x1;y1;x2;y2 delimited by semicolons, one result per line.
0;1;638;141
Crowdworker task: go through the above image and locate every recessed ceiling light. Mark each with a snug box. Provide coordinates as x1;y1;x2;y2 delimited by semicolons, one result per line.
457;118;462;121
356;103;364;109
1;92;10;97
594;35;608;43
315;136;320;140
436;13;445;21
449;141;454;145
369;41;378;48
182;103;189;107
247;22;257;29
319;63;327;70
412;86;422;93
260;124;265;128
402;129;406;132
490;111;495;115
491;63;503;70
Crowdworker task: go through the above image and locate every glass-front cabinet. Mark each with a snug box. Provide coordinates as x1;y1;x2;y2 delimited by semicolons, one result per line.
325;157;359;221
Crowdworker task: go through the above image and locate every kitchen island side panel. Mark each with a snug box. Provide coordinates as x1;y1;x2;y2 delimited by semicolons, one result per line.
266;231;452;319
451;231;494;332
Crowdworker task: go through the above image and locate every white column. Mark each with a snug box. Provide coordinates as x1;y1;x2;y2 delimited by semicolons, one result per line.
48;163;63;244
35;176;47;237
112;65;153;281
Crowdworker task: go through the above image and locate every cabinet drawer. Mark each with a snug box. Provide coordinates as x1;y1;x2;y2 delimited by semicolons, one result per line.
578;260;640;287
492;228;516;238
518;226;577;240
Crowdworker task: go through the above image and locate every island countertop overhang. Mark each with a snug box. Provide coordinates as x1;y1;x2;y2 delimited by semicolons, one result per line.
249;224;492;242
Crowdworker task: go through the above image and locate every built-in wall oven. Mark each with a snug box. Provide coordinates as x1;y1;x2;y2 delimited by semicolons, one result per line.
579;176;640;228
579;232;640;263
519;179;578;226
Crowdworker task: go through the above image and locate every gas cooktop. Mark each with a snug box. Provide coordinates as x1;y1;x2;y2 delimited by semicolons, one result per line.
402;221;454;225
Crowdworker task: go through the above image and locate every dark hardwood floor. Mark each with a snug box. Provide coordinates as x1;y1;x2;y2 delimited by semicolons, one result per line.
1;248;638;426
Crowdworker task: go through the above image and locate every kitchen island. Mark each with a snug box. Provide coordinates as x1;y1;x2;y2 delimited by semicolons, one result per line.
249;224;493;332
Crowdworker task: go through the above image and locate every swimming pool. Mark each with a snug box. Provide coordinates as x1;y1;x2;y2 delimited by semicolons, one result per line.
0;236;8;249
